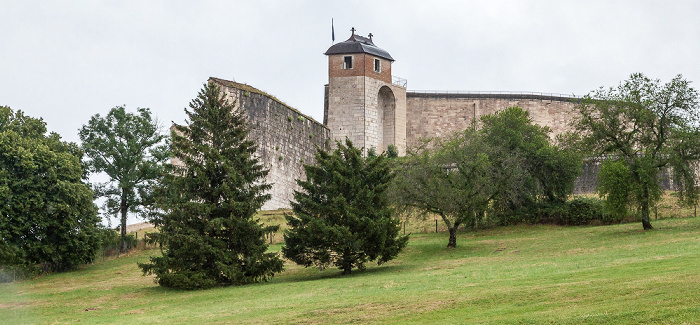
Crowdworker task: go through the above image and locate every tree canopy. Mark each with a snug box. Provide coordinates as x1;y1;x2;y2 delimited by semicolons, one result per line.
138;83;284;289
283;139;409;274
574;73;700;229
392;107;581;247
79;106;169;252
0;106;101;276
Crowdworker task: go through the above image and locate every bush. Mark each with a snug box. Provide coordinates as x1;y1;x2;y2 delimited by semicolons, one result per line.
552;198;608;226
493;197;617;226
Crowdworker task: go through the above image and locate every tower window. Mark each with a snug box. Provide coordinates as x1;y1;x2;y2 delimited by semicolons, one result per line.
374;59;381;73
343;56;353;69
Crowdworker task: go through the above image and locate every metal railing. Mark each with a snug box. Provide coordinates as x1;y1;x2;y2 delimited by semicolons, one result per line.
392;75;407;88
407;89;579;99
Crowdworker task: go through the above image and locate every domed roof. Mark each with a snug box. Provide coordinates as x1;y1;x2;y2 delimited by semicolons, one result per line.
324;31;394;61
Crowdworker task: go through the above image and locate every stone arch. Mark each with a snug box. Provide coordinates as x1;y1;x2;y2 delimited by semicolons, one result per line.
378;86;396;151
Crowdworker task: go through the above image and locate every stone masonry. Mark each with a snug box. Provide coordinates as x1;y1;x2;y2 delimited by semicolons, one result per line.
210;77;330;210
405;92;579;149
197;31;601;211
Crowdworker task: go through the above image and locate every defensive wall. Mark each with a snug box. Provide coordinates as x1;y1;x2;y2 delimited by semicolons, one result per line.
210;77;330;210
405;91;579;149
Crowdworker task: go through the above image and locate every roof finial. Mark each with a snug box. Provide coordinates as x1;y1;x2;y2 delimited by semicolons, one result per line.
368;33;373;40
351;27;356;35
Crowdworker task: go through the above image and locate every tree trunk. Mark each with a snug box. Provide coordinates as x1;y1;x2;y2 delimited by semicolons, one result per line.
447;227;457;248
341;248;353;275
641;188;654;230
120;190;128;253
642;211;654;230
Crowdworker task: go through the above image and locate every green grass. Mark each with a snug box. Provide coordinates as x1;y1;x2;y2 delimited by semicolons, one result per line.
3;217;700;324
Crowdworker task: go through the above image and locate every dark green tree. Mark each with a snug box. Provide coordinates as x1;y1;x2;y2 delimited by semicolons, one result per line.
79;106;169;253
138;83;284;289
387;144;399;158
480;107;582;219
574;73;700;229
0;106;101;276
283;139;409;274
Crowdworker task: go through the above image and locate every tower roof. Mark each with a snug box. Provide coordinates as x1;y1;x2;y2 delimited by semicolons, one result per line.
324;30;394;61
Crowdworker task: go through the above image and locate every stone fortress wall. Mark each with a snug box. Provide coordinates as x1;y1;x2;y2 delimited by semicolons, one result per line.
210;78;330;210
207;76;599;210
203;31;620;211
405;92;579;148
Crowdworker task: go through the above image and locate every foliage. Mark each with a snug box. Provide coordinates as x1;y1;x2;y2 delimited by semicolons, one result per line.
387;144;399;158
480;107;582;218
0;106;101;277
367;146;377;157
597;158;635;219
138;83;284;289
392;107;581;247
283;139;409;274
391;129;494;248
573;73;700;229
79;106;169;253
525;197;615;226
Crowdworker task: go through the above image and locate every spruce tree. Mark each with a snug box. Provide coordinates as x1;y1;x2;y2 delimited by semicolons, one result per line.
139;83;284;289
283;139;408;275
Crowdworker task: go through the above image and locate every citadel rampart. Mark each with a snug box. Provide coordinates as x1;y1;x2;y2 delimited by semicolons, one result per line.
198;32;635;211
211;77;330;210
405;91;579;148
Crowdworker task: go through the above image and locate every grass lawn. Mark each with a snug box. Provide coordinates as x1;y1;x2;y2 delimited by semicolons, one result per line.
2;216;700;324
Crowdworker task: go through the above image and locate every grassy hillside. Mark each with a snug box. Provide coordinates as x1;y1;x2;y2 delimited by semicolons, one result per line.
2;217;700;324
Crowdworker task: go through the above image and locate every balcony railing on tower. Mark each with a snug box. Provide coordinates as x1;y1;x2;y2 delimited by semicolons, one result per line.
392;76;407;88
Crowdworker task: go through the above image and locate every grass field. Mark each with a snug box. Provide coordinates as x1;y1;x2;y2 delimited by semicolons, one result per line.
2;214;700;324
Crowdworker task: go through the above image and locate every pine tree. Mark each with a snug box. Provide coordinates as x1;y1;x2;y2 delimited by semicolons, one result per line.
139;83;284;289
283;139;409;275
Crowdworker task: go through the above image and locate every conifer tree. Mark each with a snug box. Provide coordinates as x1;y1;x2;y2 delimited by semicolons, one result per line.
283;139;408;275
139;83;284;289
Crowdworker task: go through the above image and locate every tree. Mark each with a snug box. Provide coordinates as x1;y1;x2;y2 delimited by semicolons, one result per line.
79;106;169;253
283;139;409;274
387;144;399;158
392;130;494;248
574;73;700;229
0;106;101;276
138;83;284;289
392;107;581;247
480;107;582;219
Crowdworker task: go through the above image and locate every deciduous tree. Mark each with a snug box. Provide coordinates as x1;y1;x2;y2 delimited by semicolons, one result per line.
393;107;581;247
0;106;100;276
574;73;700;229
392;130;494;248
480;107;581;220
79;106;168;252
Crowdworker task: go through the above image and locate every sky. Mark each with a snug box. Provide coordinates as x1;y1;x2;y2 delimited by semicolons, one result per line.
2;0;700;224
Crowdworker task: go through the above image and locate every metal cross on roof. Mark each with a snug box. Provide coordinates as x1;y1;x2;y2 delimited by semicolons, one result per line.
368;33;373;40
351;27;355;35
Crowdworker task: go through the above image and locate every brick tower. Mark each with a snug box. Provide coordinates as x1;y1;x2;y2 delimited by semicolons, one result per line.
324;28;406;155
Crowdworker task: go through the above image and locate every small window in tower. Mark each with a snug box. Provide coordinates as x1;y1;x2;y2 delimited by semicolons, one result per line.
343;56;353;69
374;58;381;73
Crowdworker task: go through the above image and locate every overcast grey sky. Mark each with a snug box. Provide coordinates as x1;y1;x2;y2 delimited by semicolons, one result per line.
2;0;699;144
3;1;699;225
